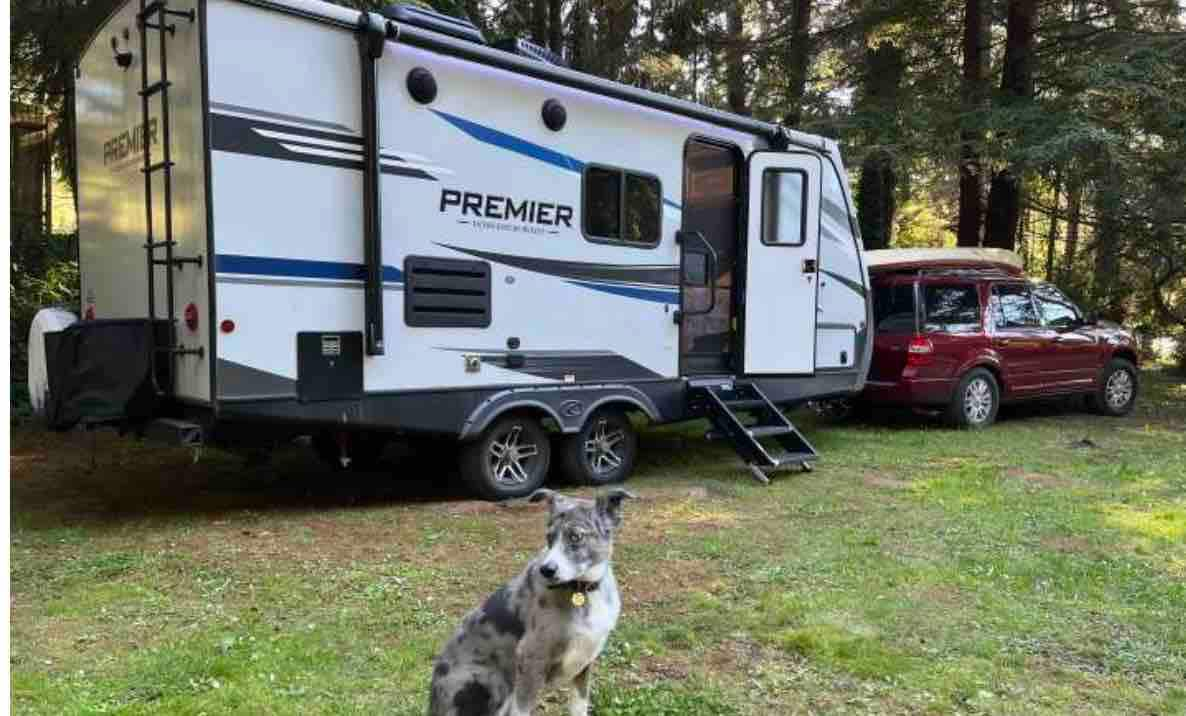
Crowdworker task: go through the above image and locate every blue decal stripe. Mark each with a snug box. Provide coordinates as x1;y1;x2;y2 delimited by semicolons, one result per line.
432;110;585;173
215;254;403;283
432;111;685;212
566;280;679;305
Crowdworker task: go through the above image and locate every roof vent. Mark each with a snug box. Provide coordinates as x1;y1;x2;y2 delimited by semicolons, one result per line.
492;37;568;67
380;4;486;45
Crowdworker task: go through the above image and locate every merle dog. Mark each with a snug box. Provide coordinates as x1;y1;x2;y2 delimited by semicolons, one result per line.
428;488;636;716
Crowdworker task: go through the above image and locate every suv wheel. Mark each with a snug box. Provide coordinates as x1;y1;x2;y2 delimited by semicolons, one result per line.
947;368;1000;429
459;414;551;500
1087;358;1138;416
557;408;638;485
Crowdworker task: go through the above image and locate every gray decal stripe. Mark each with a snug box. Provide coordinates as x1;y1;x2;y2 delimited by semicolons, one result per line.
211;113;435;181
437;243;679;287
822;198;852;231
216;276;403;290
210;102;356;134
822;226;848;244
822;269;867;298
434;347;662;380
216;358;296;399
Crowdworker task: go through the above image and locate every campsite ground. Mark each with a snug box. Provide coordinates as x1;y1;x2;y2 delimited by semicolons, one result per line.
10;369;1186;715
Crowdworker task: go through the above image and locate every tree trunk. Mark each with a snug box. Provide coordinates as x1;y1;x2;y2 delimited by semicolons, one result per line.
548;0;562;54
985;169;1021;250
784;0;813;127
532;0;548;46
1045;170;1061;281
957;0;985;247
725;1;748;115
857;149;896;250
983;0;1037;252
1062;174;1082;281
568;0;592;72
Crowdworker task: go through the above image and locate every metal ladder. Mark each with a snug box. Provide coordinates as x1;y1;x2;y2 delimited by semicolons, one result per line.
138;0;201;395
688;379;818;484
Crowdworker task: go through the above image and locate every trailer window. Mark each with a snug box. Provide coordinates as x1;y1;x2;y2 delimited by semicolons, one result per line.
583;166;661;247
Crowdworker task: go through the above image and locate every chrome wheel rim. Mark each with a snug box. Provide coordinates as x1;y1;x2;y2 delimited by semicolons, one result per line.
964;378;993;425
1105;370;1134;410
584;418;625;476
487;424;539;486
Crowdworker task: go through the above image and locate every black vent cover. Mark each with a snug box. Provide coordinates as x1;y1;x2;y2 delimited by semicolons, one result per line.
492;37;569;67
404;256;492;328
381;4;486;45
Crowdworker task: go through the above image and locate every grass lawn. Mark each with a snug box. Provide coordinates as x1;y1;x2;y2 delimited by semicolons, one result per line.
10;369;1186;714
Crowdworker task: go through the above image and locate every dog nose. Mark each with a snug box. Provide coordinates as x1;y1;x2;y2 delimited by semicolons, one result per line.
539;563;557;580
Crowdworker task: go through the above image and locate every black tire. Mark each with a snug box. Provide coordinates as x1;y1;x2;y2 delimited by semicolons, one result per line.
1086;358;1138;416
311;431;388;471
945;368;1000;429
557;408;639;486
459;413;552;500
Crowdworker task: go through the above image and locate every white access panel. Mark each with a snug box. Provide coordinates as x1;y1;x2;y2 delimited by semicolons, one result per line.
743;151;822;374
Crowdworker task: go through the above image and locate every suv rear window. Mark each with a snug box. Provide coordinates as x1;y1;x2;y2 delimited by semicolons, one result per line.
922;284;980;334
873;283;916;334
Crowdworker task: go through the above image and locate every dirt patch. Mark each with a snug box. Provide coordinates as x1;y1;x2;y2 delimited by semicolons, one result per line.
914;584;967;609
1041;535;1098;555
618;558;714;609
1005;468;1074;489
863;474;912;490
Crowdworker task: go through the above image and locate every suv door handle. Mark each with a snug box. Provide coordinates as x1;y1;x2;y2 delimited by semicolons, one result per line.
998;338;1012;346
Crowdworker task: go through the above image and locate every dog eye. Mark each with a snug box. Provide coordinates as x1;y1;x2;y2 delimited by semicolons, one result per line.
567;530;583;544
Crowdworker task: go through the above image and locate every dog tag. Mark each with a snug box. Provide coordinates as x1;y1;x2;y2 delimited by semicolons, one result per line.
571;592;586;607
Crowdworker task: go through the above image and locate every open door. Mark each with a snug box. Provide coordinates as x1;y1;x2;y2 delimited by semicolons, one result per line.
743;151;822;375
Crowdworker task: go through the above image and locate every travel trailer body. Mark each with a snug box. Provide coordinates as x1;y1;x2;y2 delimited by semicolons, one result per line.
56;0;873;496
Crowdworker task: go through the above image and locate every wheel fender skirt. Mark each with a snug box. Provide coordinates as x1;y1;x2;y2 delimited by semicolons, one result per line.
459;384;661;439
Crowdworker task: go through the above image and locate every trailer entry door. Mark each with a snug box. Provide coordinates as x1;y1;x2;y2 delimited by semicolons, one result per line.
743;151;822;375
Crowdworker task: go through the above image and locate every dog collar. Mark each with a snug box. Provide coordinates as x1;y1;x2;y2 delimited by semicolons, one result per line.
548;580;600;607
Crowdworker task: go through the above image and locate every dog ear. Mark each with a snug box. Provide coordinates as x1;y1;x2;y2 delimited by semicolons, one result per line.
596;488;637;530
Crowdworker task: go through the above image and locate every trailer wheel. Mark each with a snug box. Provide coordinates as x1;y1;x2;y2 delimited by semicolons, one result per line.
311;431;388;471
459;414;551;500
558;408;638;486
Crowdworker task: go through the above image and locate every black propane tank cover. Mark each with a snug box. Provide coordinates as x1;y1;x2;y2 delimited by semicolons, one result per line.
541;99;566;131
407;67;437;104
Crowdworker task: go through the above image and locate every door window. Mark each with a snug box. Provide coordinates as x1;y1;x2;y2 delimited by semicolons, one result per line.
1033;283;1082;328
760;169;807;245
991;283;1040;329
923;284;980;334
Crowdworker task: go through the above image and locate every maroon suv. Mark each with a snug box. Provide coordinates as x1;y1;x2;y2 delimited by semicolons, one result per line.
861;265;1140;428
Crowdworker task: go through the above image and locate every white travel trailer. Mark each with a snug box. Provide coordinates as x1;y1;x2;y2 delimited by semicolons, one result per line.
51;1;873;497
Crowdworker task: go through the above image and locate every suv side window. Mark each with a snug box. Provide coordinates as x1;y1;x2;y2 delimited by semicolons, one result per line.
923;284;980;334
991;283;1040;329
873;283;916;334
1033;283;1082;328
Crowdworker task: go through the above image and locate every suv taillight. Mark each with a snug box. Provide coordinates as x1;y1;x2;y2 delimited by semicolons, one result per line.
906;336;934;366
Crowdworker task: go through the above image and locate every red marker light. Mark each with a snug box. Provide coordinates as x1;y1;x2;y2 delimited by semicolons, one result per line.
220;319;235;334
184;303;199;332
84;305;95;320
